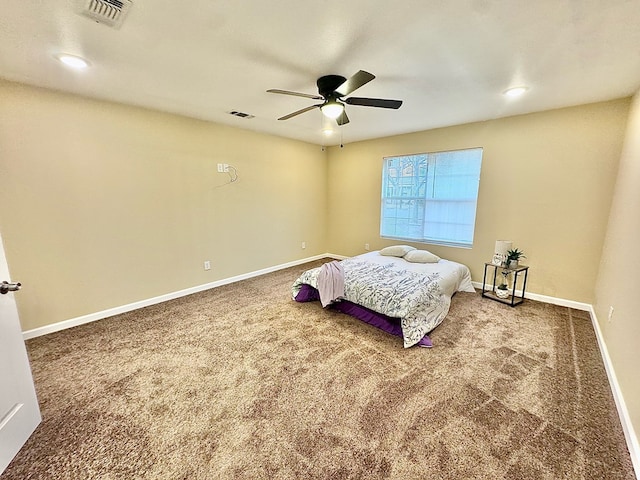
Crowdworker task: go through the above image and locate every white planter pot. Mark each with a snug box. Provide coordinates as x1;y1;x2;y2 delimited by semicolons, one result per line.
495;288;510;299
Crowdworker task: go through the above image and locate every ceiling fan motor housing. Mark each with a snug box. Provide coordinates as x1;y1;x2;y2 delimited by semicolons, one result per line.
317;75;346;98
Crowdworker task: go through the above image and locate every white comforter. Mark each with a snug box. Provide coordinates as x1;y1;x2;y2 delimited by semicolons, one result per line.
292;252;475;348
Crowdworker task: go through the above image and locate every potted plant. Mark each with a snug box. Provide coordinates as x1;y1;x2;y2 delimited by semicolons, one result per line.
496;282;510;298
506;248;526;268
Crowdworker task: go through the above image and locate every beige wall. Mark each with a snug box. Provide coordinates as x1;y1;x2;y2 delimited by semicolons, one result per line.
595;90;640;442
326;99;630;303
0;80;328;331
0;78;632;328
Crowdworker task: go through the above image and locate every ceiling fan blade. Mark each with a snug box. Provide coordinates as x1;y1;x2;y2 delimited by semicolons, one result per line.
277;104;321;120
267;89;323;100
345;97;403;109
335;70;375;97
336;110;350;126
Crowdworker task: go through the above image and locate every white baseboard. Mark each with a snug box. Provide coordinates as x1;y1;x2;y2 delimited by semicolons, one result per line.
24;266;591;339
22;253;334;340
470;281;591;310
588;307;640;478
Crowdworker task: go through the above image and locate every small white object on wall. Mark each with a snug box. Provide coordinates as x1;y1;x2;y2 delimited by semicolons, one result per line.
214;163;239;187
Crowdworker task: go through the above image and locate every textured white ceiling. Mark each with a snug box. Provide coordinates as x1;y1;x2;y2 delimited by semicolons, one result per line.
1;0;639;146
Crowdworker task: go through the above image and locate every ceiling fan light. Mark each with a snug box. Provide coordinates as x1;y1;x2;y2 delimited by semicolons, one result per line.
321;101;344;119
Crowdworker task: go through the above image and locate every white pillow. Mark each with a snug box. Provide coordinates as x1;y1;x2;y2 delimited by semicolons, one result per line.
404;249;441;263
379;245;416;257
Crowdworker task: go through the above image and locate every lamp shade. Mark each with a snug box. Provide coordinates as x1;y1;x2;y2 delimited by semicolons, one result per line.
495;240;512;256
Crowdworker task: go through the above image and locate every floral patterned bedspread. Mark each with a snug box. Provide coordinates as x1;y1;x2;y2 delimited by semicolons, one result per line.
292;257;451;348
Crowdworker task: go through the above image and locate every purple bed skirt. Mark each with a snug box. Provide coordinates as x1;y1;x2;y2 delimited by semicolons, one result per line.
295;284;432;348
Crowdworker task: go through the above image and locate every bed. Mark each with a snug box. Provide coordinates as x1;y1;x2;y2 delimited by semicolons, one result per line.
292;249;475;348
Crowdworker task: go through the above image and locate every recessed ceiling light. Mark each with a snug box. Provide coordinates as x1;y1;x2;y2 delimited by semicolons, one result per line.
55;54;90;70
503;86;528;98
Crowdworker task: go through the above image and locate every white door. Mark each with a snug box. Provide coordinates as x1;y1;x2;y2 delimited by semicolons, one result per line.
0;232;41;474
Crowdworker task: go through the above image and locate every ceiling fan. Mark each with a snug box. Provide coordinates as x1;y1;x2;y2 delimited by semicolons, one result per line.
267;70;402;126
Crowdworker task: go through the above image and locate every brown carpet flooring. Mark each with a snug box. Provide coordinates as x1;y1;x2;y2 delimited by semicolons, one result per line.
2;260;636;479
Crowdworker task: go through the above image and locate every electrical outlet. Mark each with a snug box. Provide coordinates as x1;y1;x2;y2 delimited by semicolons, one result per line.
608;306;614;322
365;243;370;251
217;163;224;173
204;261;211;271
222;163;229;172
301;241;306;249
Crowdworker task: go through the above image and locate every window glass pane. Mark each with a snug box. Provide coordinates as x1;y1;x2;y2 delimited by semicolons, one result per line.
380;148;482;247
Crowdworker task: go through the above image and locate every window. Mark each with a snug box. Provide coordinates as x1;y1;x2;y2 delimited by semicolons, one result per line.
380;147;483;248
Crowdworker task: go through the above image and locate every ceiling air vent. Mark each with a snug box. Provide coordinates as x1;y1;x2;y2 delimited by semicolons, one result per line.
80;0;132;29
228;111;255;119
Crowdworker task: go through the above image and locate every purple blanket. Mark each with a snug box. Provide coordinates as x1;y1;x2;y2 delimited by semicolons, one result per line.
295;284;433;348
